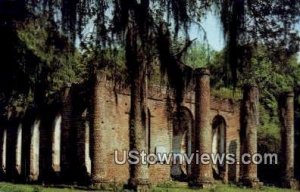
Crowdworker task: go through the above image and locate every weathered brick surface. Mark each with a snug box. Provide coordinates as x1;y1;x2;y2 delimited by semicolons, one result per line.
279;92;298;189
240;85;261;187
194;68;213;187
93;78;241;185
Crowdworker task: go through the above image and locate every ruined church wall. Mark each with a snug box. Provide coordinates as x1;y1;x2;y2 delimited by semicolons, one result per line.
0;82;241;185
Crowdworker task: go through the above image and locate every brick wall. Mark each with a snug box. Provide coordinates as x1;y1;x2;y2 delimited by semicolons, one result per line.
96;82;241;184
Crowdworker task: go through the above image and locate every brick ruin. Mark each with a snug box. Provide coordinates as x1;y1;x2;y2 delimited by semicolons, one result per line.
0;69;298;190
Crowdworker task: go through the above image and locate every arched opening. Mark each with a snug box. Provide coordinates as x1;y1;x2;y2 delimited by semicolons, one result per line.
171;107;193;181
52;114;61;173
84;119;91;176
29;119;40;181
212;115;226;180
15;123;22;175
1;128;7;175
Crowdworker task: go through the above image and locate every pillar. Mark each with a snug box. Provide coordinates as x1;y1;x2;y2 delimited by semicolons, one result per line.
90;70;109;188
61;85;74;181
240;84;262;187
128;69;150;191
75;109;91;184
193;68;214;188
279;92;298;189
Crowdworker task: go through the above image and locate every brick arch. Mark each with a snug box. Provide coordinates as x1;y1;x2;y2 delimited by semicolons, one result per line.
212;115;227;180
171;106;194;180
212;115;227;128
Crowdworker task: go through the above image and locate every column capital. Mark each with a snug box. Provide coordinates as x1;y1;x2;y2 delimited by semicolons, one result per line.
194;68;210;76
95;69;107;83
243;83;258;90
284;91;294;98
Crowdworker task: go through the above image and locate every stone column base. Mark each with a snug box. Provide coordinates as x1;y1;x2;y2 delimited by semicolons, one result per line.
136;184;151;192
282;178;298;190
240;177;263;188
28;174;39;182
90;179;111;190
128;178;151;192
189;178;214;189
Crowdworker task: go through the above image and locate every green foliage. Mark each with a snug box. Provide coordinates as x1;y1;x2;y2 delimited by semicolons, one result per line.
220;0;300;84
17;18;86;95
183;42;216;69
258;104;281;150
211;87;242;101
0;182;81;192
81;45;127;83
239;46;300;94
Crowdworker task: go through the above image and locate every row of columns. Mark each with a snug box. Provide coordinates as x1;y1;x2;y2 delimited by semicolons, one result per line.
193;68;298;189
0;118;91;183
0;88;91;183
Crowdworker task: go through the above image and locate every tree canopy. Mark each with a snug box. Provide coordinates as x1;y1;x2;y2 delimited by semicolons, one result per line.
0;0;299;107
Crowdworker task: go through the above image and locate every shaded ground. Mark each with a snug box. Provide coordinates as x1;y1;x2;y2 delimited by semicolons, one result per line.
0;182;297;192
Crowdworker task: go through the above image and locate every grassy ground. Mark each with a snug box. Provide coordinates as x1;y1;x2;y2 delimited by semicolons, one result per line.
153;183;297;192
0;183;83;192
0;182;297;192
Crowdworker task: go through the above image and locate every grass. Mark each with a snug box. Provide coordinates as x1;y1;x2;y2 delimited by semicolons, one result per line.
0;182;297;192
0;182;83;192
152;181;298;192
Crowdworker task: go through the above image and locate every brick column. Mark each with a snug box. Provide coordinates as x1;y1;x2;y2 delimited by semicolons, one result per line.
279;92;298;189
90;70;108;188
61;85;76;182
194;68;214;188
240;84;262;187
75;109;91;184
128;68;150;191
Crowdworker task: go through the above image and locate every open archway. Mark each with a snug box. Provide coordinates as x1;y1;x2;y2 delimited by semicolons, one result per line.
212;115;226;180
171;107;193;181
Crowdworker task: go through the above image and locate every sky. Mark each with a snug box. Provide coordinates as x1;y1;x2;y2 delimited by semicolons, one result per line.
189;12;225;51
191;12;300;61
